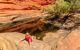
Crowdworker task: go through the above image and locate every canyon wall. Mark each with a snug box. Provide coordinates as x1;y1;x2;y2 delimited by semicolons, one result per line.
0;0;55;10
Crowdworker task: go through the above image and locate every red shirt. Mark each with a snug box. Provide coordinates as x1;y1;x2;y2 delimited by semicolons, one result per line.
25;34;32;43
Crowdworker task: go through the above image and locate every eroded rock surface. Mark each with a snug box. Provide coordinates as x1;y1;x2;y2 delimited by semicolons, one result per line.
43;30;69;50
43;27;80;50
57;28;80;50
0;32;51;50
0;0;55;10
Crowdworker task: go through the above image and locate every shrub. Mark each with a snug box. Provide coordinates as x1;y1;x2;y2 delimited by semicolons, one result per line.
42;0;80;14
43;0;71;14
66;0;80;12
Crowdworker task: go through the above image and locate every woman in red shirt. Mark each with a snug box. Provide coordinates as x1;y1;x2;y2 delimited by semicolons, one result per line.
16;32;32;46
24;33;32;45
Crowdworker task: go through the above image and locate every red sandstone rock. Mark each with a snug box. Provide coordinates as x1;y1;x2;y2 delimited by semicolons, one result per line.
0;0;54;11
32;0;54;5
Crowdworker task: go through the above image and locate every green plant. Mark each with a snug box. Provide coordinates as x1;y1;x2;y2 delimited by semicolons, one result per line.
65;0;80;12
42;0;80;14
43;0;71;14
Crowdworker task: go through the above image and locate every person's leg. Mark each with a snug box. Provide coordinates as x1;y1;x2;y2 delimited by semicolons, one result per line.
28;39;32;45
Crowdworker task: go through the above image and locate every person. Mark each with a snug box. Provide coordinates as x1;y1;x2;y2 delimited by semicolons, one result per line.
16;32;32;46
24;32;32;45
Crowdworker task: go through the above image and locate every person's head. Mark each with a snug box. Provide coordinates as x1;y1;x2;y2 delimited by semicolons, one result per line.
26;32;29;35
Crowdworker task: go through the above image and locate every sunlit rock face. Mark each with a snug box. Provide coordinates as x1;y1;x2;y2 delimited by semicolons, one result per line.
0;32;51;50
32;0;54;5
57;28;80;50
0;0;54;10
